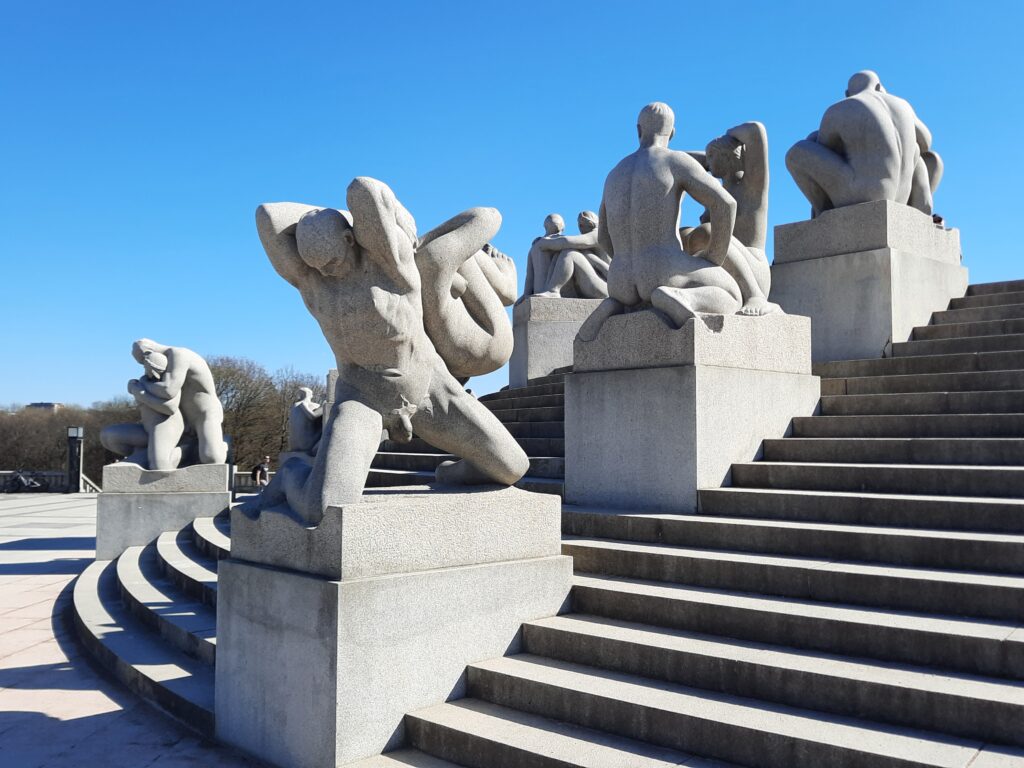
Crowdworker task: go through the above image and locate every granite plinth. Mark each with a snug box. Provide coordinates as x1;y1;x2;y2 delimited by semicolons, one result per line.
771;202;968;362
216;485;572;767
566;312;819;513
509;297;602;387
101;462;229;493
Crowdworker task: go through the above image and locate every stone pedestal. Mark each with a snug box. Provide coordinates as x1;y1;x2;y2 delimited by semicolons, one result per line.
771;200;968;362
216;486;572;768
566;312;819;513
510;297;603;388
96;463;230;559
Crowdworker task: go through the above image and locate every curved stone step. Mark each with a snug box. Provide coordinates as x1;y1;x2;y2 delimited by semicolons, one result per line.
489;405;564;424
793;413;1024;438
504;420;564;439
762;437;1024;466
914;317;1024;341
730;461;1024;498
561;508;1024;573
564;537;1024;622
822;369;1024;396
570;574;1024;680
479;382;564;404
522;614;1024;747
116;543;217;664
156;528;218;606
893;334;1024;357
407;698;732;768
467;654;995;768
72;559;215;735
697;488;1024;533
820;390;1024;416
814;350;1024;379
192;512;230;560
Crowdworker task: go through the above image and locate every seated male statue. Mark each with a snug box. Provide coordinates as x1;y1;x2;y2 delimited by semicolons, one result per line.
287;386;323;456
786;70;943;217
531;210;611;300
256;177;529;523
684;121;780;316
100;339;228;468
520;213;566;299
579;102;748;341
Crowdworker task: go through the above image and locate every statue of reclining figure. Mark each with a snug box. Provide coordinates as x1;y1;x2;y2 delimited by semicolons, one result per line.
255;178;529;524
786;70;943;217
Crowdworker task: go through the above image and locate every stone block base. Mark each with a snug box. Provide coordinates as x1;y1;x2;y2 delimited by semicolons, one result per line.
566;312;819;512
771;201;968;362
510;296;602;387
215;486;572;767
96;463;230;559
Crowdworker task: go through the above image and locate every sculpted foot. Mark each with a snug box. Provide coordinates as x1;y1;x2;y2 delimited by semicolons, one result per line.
737;297;783;316
577;298;624;342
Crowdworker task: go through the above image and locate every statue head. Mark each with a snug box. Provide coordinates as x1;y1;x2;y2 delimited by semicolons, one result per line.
577;210;599;234
543;213;564;236
637;102;675;146
141;350;169;380
846;70;884;97
296;386;313;402
706;134;744;180
296;208;357;277
132;338;161;365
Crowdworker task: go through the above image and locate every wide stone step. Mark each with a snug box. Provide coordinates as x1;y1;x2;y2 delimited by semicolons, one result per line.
821;369;1024;396
480;392;564;411
967;279;1024;296
931;303;1024;325
893;334;1024;357
561;508;1024;573
371;452;565;479
571;574;1024;679
467;654;996;768
793;413;1024;437
381;436;565;457
489;405;564;424
762;437;1024;466
346;750;461;768
192;511;230;560
72;559;215;735
155;528;218;606
522;614;1024;747
814;350;1024;379
406;698;727;768
478;382;564;404
731;461;1024;498
950;290;1024;309
820;390;1024;415
564;538;1024;621
116;544;217;664
913;317;1024;341
698;488;1024;533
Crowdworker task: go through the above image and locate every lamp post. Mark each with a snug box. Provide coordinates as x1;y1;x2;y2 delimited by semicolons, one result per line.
66;426;84;494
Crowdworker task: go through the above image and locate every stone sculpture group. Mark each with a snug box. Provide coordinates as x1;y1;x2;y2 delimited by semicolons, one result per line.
521;211;611;300
100;338;228;471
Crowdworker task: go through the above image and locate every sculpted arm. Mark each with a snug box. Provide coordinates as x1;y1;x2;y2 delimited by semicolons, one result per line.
346;176;417;273
915;116;934;153
685;150;709;169
418;207;501;260
255;203;320;288
536;231;600;252
597;200;613;258
727;121;768;191
675;155;736;266
133;387;181;416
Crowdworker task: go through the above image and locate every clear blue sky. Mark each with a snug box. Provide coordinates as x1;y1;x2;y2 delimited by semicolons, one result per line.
2;1;1021;405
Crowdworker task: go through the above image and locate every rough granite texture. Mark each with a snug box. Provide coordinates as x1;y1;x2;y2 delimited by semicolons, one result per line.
510;297;602;387
230;485;562;580
774;200;961;265
96;490;229;559
574;311;812;374
101;462;229;494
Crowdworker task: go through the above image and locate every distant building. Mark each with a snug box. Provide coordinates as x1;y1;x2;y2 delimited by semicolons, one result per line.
26;403;63;412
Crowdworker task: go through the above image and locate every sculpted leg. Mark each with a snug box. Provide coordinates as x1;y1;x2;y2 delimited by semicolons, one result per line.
148;413;185;471
100;423;149;465
651;285;740;327
908;155;935;215
541;250;609;299
717;240;781;316
280;394;383;524
191;395;229;464
413;370;529;486
923;150;944;195
577;297;625;343
525;240;554;297
786;140;854;216
472;246;518;305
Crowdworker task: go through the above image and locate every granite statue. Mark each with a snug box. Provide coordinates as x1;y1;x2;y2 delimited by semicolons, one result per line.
255;177;529;523
579;102;763;341
520;211;610;300
287;387;323;456
786;70;943;217
684;121;778;316
100;339;229;470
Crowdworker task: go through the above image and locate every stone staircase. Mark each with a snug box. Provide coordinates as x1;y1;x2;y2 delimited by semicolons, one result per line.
73;278;1024;766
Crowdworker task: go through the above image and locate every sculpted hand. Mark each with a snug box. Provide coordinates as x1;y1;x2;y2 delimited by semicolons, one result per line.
127;379;142;396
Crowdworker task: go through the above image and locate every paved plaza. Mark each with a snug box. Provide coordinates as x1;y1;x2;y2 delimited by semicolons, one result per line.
0;493;256;767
